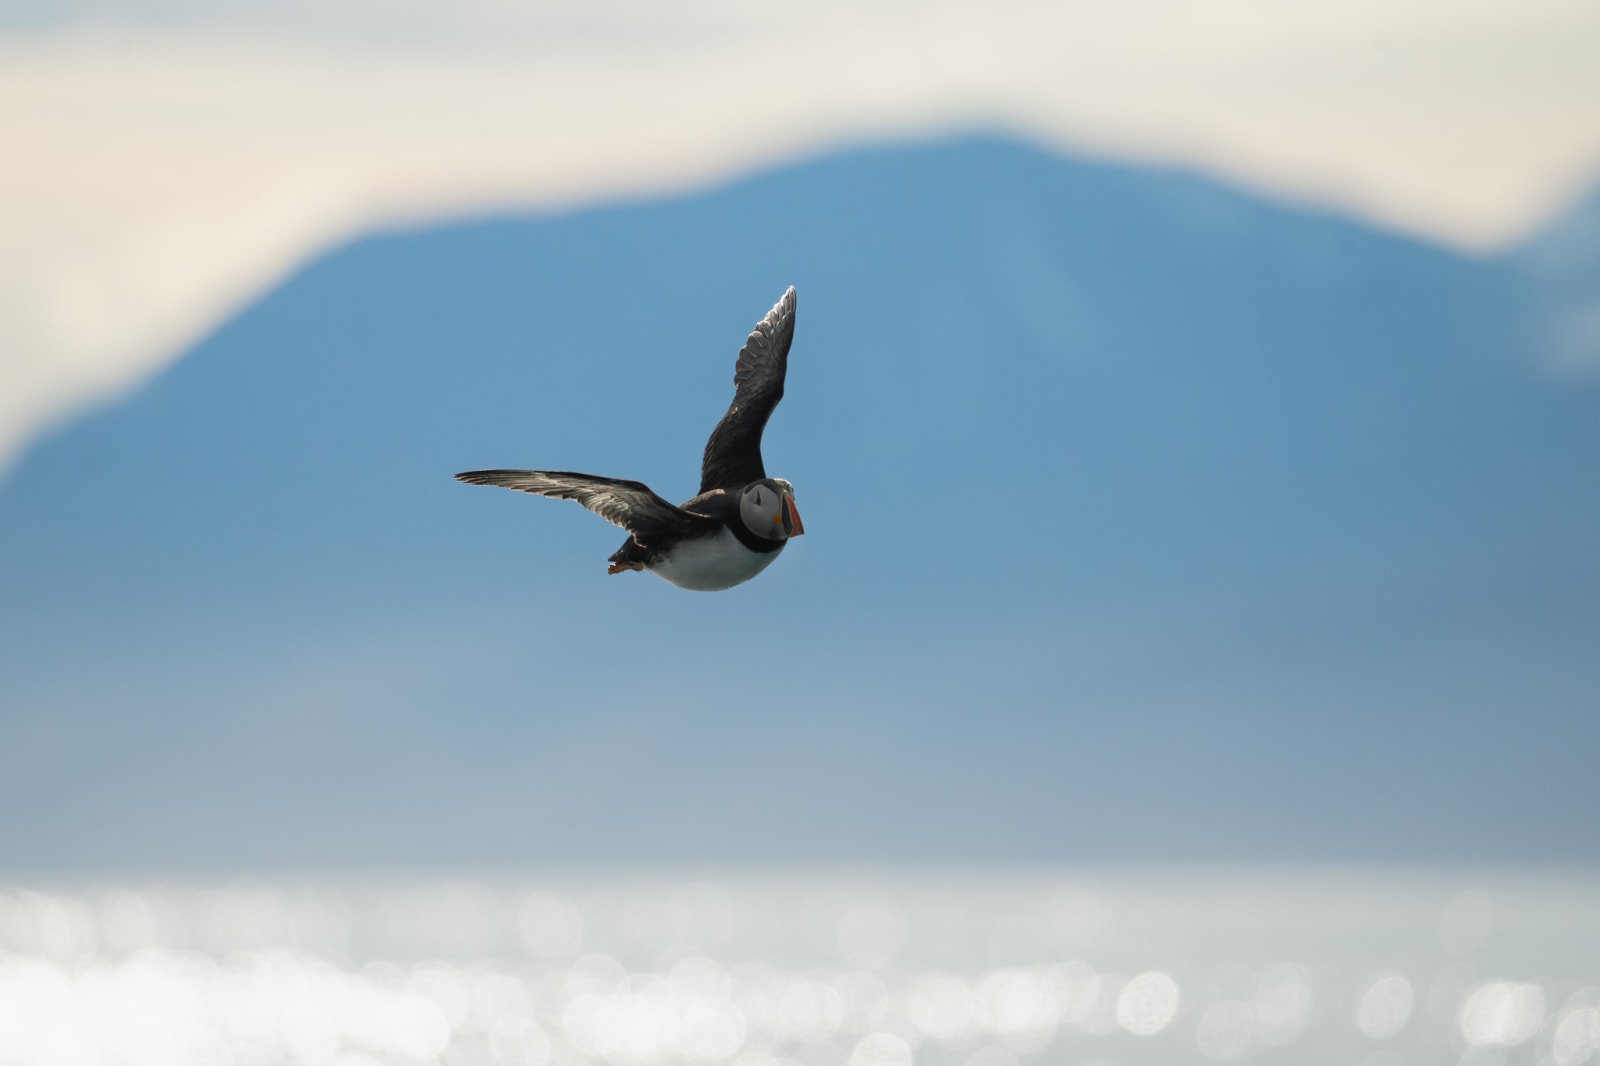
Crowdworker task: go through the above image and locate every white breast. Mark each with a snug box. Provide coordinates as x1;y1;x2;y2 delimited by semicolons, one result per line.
649;526;784;591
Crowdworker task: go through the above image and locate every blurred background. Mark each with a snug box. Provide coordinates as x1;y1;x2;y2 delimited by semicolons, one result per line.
2;3;1599;1065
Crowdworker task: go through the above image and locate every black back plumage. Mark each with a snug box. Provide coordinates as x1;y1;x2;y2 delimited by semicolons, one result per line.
698;286;796;494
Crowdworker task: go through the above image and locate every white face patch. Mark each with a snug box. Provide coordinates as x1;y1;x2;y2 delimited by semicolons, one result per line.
740;482;790;541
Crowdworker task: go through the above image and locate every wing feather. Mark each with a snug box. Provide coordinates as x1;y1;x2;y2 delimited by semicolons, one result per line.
699;286;796;493
454;469;709;538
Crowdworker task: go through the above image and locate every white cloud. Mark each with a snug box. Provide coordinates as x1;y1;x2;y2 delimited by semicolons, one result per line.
3;0;1599;474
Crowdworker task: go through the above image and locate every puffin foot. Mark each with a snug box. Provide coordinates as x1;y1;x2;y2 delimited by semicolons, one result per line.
607;561;645;575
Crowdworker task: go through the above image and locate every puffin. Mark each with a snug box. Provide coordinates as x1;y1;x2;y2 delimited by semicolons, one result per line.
455;286;804;591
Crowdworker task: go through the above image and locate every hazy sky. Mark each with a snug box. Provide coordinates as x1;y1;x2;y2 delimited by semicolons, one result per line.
3;0;1599;477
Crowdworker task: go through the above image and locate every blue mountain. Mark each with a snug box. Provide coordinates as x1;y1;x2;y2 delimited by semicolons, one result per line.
3;135;1596;872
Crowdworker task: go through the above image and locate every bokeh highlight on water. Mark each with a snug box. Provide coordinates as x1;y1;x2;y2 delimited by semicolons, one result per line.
1;868;1596;1066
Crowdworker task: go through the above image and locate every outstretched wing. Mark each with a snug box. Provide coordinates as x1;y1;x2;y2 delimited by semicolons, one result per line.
699;286;796;494
454;469;712;539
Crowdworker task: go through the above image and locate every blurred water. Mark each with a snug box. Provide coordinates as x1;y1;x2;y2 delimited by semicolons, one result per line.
1;867;1597;1066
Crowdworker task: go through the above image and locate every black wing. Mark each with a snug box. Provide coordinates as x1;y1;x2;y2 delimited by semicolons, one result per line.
699;286;796;494
454;469;713;539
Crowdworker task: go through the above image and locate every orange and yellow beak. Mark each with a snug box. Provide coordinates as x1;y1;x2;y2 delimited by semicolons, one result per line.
780;492;805;537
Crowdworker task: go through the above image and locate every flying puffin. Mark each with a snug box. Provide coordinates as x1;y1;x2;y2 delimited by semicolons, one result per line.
455;286;804;591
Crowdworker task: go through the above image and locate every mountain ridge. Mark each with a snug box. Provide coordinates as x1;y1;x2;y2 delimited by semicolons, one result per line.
2;134;1596;871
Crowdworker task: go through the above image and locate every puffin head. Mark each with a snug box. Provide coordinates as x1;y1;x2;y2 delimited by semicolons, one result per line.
740;478;805;542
